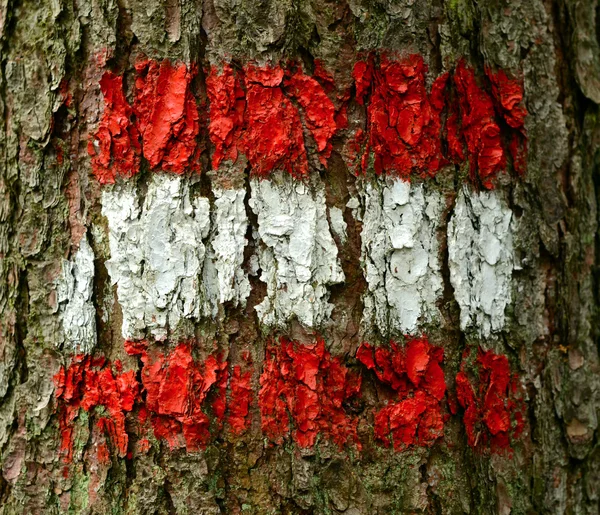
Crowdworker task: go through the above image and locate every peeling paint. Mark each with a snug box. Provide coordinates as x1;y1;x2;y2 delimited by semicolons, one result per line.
259;336;361;448
454;347;526;454
361;178;444;336
243;64;308;178
283;66;337;166
206;63;246;170
357;337;446;450
249;175;344;328
345;57;527;188
139;343;227;451
134;59;200;174
350;55;447;178
91;58;530;190
486;67;528;175
88;72;141;185
367;55;447;177
207;62;338;178
346;196;361;221
447;186;514;337
312;59;336;93
55;342;255;461
210;188;250;307
56;236;97;354
352;57;374;106
125;340;253;448
102;174;211;340
453;61;505;188
54;356;139;462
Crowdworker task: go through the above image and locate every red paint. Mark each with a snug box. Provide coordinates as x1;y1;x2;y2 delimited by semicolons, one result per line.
88;72;141;184
453;61;505;188
486;67;528;175
227;354;253;435
124;338;148;356
259;337;361;449
335;104;349;130
356;337;446;450
206;63;246;169
96;440;111;465
446;99;465;163
54;356;139;462
207;62;336;175
455;348;526;454
352;58;374;106
242;64;309;178
89;57;529;189
54;346;252;462
486;68;527;130
211;354;230;427
56;341;527;459
59;78;73;108
313;60;336;93
134;60;200;174
352;55;447;178
137;437;150;454
479;350;511;438
284;67;338;166
90;57;528;188
126;339;253;446
140;343;227;451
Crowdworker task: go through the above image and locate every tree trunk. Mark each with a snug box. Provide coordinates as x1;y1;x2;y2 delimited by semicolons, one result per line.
0;0;599;513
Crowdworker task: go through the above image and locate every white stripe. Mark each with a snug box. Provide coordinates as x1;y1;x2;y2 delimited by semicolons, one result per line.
447;186;513;337
57;235;97;353
360;177;444;336
249;174;345;328
210;187;251;307
102;174;211;340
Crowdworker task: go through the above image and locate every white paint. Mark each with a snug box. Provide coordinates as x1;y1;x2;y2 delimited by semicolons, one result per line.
56;235;97;353
328;206;347;244
210;188;251;307
102;174;211;340
249;175;345;328
346;196;361;222
447;186;514;337
360;178;444;336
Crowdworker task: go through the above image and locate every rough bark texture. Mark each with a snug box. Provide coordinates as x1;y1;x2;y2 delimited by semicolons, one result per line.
0;0;599;513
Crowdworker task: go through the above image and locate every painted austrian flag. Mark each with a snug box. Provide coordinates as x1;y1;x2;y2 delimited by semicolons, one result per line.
54;54;528;460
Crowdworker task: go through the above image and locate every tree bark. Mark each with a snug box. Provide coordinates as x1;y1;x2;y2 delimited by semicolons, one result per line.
0;0;599;513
